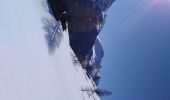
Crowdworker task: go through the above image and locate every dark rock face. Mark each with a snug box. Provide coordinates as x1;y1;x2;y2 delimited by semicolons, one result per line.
69;28;99;59
47;0;115;59
85;38;104;85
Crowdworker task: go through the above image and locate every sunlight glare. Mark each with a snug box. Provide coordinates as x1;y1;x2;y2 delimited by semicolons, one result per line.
150;0;170;5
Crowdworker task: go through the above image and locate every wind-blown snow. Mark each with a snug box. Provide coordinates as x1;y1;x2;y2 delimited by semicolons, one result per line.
0;0;99;100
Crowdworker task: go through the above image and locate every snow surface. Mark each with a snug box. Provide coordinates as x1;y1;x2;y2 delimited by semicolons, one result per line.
0;0;100;100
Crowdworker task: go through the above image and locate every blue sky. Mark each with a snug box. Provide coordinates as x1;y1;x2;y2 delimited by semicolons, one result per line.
99;0;170;100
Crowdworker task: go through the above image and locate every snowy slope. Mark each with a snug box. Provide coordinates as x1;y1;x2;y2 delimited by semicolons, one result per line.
0;0;99;100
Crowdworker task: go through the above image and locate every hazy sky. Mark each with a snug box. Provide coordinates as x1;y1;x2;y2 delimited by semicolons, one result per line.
99;0;170;100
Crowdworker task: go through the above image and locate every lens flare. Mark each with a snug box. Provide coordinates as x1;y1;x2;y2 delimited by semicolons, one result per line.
149;0;170;6
146;0;170;13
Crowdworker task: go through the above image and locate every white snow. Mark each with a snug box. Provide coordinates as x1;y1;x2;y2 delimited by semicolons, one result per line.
0;0;100;100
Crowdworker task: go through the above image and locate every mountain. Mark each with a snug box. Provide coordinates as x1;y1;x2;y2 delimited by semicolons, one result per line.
48;0;115;62
0;0;114;99
0;0;100;100
47;0;115;87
